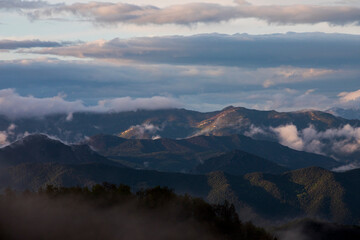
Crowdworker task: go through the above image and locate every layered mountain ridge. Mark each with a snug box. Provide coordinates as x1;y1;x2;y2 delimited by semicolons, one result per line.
87;134;340;171
0;133;359;225
1;106;358;142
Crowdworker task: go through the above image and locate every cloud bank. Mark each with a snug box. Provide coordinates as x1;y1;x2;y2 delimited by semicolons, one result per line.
0;89;180;119
32;33;360;68
244;123;360;170
0;57;359;113
0;0;50;10
0;39;62;50
271;124;360;157
18;0;360;26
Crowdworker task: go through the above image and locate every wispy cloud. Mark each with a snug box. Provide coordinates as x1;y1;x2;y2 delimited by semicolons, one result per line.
0;89;181;119
30;33;360;68
20;0;360;26
338;89;360;103
0;0;50;10
0;39;63;50
0;57;359;113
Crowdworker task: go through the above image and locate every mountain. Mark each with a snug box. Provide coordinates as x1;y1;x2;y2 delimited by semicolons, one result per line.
87;134;340;171
328;108;360;120
192;106;358;136
0;135;357;225
1;106;359;166
1;162;211;197
0;109;217;143
207;167;360;225
1;106;359;143
2;161;360;225
196;150;288;175
0;134;124;168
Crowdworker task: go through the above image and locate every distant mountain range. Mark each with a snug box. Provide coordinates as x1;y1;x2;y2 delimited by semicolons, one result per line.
87;134;339;172
196;150;288;175
328;108;360;120
1;106;360;226
1;106;359;142
0;134;359;225
1;106;359;166
0;134;124;168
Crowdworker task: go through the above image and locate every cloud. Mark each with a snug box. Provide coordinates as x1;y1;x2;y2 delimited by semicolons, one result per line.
66;112;73;121
271;125;304;151
332;163;360;172
31;33;360;68
236;3;360;26
334;89;360;109
0;0;50;10
120;123;163;139
270;124;360;158
0;57;358;114
0;39;62;50
30;2;238;25
338;89;360;103
0;132;8;145
0;89;181;119
23;0;360;26
0;123;17;146
244;124;267;138
250;89;335;112
97;97;181;112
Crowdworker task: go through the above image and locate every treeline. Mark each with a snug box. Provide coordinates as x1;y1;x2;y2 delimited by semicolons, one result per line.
0;183;276;240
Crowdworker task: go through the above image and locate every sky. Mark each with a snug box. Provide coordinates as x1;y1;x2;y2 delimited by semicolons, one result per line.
0;0;360;115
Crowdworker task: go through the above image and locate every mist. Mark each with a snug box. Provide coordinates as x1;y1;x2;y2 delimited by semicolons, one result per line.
0;89;180;119
0;194;216;240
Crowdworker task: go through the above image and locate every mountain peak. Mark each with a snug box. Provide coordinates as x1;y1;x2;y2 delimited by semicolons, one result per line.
0;134;123;167
196;149;287;176
10;133;65;148
221;105;237;111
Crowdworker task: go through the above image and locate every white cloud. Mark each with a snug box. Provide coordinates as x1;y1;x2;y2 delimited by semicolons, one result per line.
244;124;267;138
271;124;304;151
338;89;360;103
7;123;16;132
0;89;181;119
0;123;18;146
0;132;8;146
66;112;73;121
271;124;360;157
332;163;360;172
120;123;163;139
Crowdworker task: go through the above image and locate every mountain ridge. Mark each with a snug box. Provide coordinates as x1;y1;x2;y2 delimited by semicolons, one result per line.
0;134;125;168
87;133;340;171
